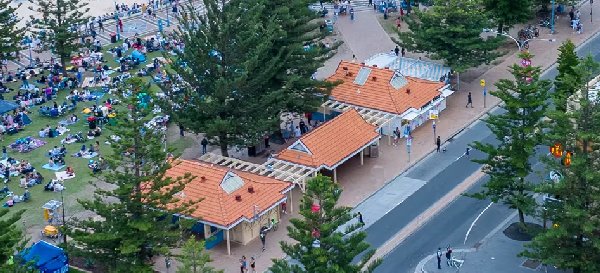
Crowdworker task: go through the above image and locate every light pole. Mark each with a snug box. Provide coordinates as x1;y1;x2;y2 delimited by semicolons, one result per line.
480;79;487;108
60;189;67;244
551;0;556;34
114;2;120;42
166;0;171;27
592;0;594;23
482;29;556;51
406;135;412;162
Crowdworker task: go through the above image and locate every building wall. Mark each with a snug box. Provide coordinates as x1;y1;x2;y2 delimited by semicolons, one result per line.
380;96;447;137
229;206;281;245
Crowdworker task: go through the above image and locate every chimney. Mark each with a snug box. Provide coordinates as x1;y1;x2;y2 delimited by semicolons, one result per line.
406;88;411;94
200;176;206;181
371;76;377;81
372;65;378;68
348;72;354;77
342;66;349;71
360;62;365;66
384;67;389;70
235;194;242;201
248;186;255;193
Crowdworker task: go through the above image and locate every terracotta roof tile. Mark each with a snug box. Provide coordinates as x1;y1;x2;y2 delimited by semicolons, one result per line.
328;61;445;114
164;160;292;228
276;109;380;169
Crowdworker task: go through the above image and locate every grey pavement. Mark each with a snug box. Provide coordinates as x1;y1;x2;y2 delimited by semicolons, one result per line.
420;215;566;273
367;16;600;273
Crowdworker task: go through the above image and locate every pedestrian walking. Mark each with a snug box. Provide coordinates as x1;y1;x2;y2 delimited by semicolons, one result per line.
118;19;123;33
2;146;7;159
445;246;452;266
394;45;400;56
201;138;208;154
281;201;287;214
98;21;104;33
368;0;372;6
393;127;401;146
250;257;256;273
436;136;441;153
240;256;247;273
178;123;184;136
466;92;473;108
437;248;442;269
259;229;267;251
401;47;406;57
357;212;364;225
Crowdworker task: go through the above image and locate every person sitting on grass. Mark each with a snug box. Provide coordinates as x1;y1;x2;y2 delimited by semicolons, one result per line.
66;166;74;177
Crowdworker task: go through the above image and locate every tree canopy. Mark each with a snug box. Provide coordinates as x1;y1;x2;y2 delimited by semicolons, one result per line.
167;0;336;156
471;51;551;225
554;40;580;112
483;0;532;33
397;0;502;72
270;175;381;273
0;0;25;61
522;55;600;273
66;78;196;272
28;0;90;75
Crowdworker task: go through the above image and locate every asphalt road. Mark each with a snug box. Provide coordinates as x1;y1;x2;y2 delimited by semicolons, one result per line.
370;31;600;273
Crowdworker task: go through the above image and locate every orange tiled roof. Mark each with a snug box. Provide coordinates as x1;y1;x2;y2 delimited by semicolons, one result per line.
276;109;380;169
164;160;292;228
328;61;445;114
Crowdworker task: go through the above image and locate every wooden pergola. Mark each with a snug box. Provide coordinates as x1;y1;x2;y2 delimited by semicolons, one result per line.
199;153;317;192
321;100;396;127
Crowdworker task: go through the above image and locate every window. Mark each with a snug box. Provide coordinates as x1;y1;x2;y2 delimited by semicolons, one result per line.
220;172;245;194
390;73;408;89
354;67;372;85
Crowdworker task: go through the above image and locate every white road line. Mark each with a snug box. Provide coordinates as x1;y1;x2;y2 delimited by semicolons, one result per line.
464;202;493;245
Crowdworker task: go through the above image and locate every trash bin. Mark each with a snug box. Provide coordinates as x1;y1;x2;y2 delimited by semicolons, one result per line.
110;32;117;43
369;143;379;158
325;20;333;32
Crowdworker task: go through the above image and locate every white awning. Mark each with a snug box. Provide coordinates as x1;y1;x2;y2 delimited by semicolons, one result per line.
401;111;419;121
441;89;455;98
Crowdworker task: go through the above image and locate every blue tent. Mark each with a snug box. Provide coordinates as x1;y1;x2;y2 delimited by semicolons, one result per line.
131;50;146;62
21;241;69;273
0;100;18;114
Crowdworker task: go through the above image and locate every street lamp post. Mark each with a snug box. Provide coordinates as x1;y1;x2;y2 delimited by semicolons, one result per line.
482;29;556;51
60;189;67;244
406;135;412;162
592;0;594;23
551;0;556;34
166;1;171;27
114;1;120;42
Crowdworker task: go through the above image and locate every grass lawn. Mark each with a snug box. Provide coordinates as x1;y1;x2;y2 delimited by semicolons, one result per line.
1;46;175;234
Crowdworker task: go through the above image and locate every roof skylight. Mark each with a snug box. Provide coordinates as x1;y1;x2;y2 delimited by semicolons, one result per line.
220;171;245;194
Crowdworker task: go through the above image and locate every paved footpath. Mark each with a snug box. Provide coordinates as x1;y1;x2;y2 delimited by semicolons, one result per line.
419;215;564;273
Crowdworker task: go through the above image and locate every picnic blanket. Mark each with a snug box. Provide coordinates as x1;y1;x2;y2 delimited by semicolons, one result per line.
42;164;66;171
55;171;76;180
59;119;78;127
82;152;98;159
9;137;47;153
81;77;111;88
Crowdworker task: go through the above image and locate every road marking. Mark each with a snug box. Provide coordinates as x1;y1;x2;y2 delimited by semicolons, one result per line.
365;168;486;267
464;202;493;245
